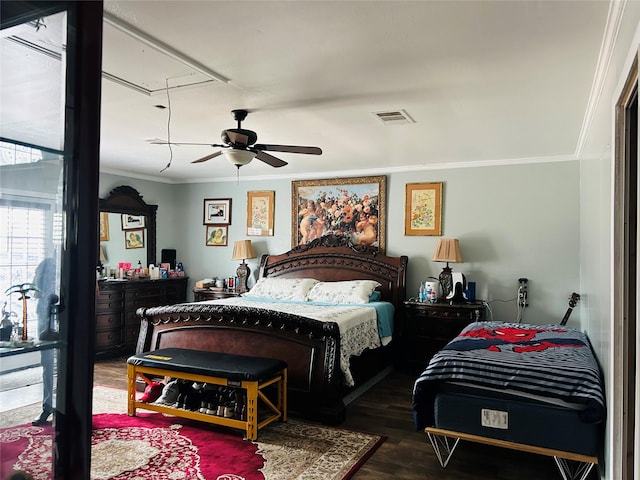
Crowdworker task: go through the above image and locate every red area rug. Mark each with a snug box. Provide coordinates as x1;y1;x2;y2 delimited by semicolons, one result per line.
1;413;385;479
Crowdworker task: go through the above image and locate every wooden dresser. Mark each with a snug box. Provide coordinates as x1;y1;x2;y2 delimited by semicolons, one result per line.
96;277;188;356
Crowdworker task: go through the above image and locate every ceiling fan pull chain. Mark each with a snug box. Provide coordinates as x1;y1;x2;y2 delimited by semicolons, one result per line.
159;77;174;173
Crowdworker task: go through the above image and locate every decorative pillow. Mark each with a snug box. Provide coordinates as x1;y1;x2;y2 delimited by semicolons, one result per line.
307;280;382;304
245;277;319;301
369;290;382;302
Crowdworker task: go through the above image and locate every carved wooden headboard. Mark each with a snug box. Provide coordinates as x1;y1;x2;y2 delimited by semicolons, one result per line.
258;235;408;310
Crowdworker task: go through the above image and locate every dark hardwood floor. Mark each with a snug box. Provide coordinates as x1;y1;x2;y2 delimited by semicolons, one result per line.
93;357;597;480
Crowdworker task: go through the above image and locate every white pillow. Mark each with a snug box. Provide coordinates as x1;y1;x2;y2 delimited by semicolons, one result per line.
307;280;382;304
245;277;319;301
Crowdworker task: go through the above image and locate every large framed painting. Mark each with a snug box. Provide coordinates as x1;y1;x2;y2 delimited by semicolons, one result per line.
404;182;442;236
291;175;386;251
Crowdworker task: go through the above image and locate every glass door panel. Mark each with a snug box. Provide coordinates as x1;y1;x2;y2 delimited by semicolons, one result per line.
0;10;67;479
1;2;102;478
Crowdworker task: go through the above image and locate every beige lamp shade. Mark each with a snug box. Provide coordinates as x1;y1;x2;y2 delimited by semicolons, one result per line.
232;240;257;261
99;246;107;262
432;238;463;264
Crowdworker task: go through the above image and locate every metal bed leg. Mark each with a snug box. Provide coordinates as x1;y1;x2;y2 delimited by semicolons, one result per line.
553;456;595;480
427;432;460;468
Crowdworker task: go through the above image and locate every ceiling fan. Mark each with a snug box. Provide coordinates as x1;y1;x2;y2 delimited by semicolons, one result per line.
154;109;322;169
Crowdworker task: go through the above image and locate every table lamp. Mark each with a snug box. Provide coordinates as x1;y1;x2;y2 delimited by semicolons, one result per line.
232;240;257;293
432;238;463;299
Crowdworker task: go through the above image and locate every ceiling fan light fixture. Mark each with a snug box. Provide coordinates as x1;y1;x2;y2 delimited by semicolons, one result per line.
224;148;255;167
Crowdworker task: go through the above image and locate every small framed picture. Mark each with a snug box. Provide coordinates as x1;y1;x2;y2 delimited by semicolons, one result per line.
247;190;275;236
204;198;232;225
125;228;145;249
404;182;443;236
121;214;145;230
206;225;228;246
99;212;109;241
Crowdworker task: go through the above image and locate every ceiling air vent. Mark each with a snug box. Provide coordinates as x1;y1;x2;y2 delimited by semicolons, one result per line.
372;109;415;125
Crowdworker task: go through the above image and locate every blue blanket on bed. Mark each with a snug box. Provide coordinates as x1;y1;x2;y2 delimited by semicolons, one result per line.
412;321;606;430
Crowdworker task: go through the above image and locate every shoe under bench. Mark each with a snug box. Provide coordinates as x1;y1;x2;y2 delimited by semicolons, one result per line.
126;347;287;440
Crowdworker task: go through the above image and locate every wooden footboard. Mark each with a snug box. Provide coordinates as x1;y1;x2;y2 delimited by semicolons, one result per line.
136;302;345;421
136;303;338;394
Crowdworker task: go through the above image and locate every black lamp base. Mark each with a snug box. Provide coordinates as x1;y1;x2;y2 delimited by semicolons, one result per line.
236;261;250;293
439;263;453;300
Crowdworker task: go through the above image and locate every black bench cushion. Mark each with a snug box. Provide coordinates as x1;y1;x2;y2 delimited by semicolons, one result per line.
127;348;287;382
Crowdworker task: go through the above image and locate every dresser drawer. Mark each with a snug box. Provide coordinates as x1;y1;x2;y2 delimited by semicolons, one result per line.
406;315;475;339
96;313;122;330
411;306;478;321
97;290;122;301
96;330;122;349
125;289;164;307
124;323;141;346
96;299;123;312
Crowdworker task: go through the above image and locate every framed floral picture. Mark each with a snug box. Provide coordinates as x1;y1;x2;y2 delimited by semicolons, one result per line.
206;225;228;246
291;175;386;251
99;212;109;241
404;182;443;236
247;191;275;236
125;228;145;249
203;198;232;225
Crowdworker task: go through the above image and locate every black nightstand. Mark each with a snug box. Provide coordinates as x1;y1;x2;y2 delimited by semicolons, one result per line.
193;288;241;301
401;300;486;372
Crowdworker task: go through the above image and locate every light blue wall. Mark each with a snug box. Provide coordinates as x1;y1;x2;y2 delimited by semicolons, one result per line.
576;4;640;478
100;160;580;325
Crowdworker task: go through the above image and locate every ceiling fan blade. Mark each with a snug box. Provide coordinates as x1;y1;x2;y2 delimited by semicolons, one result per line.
255;151;287;167
225;130;250;146
151;140;224;146
254;144;322;155
191;151;223;164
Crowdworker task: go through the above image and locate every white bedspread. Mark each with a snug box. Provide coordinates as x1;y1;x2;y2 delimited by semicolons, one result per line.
200;297;383;386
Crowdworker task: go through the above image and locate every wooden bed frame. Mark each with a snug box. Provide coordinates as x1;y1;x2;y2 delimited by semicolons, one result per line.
135;235;408;423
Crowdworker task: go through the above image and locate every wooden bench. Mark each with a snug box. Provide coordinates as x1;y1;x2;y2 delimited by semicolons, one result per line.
127;347;287;440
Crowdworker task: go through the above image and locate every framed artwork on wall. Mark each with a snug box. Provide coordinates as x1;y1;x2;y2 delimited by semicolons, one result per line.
99;212;109;241
121;214;145;230
125;229;145;249
291;175;386;251
203;198;232;225
206;225;228;246
247;190;275;236
404;182;443;236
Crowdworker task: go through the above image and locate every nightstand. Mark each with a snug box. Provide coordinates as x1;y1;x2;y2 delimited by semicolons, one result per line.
193;288;241;301
401;300;486;372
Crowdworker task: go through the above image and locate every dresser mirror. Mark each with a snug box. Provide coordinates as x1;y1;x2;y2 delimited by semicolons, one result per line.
99;186;157;269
